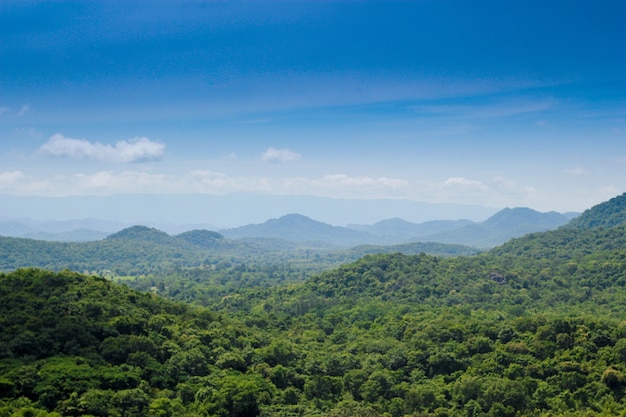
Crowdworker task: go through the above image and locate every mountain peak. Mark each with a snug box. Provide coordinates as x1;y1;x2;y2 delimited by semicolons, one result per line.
176;229;225;249
106;225;171;242
271;213;319;225
221;213;372;246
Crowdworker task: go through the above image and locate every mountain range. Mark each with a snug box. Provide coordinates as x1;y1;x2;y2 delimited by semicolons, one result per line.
220;207;577;248
0;206;577;248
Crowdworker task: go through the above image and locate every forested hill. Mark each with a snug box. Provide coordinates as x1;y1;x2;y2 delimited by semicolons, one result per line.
0;225;479;275
300;193;626;306
0;268;282;417
565;192;626;229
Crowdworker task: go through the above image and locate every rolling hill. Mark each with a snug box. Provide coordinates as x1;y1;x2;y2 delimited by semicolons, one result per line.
0;225;478;275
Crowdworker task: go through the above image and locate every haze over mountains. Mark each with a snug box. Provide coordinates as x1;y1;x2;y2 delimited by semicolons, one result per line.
1;206;577;248
221;208;576;248
0;194;497;230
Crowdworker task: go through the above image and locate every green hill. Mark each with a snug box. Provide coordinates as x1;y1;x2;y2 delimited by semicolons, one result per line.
566;192;626;229
106;225;174;244
0;268;280;417
0;225;480;275
176;229;226;249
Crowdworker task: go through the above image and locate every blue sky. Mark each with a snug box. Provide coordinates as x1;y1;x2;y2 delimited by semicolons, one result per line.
1;0;626;224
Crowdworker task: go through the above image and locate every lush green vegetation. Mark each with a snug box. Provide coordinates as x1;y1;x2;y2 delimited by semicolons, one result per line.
0;225;478;277
3;194;626;416
566;193;626;230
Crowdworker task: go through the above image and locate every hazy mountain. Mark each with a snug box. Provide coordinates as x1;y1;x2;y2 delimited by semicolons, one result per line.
22;229;110;242
220;208;575;248
418;207;573;247
348;218;474;241
0;218;126;242
0;204;576;248
0;221;34;237
0;193;498;228
221;213;377;247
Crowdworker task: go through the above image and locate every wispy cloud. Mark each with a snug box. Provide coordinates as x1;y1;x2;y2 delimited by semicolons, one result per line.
0;168;410;198
417;175;537;207
309;174;408;189
18;103;30;117
39;134;165;163
261;147;301;163
444;176;487;190
411;97;556;120
190;170;273;193
565;166;588;176
74;171;170;192
14;127;43;139
282;174;409;198
0;171;25;185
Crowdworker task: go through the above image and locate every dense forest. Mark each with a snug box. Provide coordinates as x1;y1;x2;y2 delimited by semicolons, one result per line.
0;225;478;277
3;193;626;416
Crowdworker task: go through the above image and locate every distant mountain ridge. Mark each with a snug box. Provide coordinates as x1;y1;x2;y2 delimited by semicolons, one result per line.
221;213;376;247
418;207;574;248
1;206;578;248
0;218;125;242
222;208;576;248
348;218;474;240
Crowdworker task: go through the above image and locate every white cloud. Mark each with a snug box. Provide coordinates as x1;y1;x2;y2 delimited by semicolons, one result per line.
444;177;487;190
490;176;516;189
415;175;540;208
261;147;301;163
0;171;25;186
39;134;165;163
281;174;409;199
74;170;170;192
311;174;408;189
190;170;274;193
